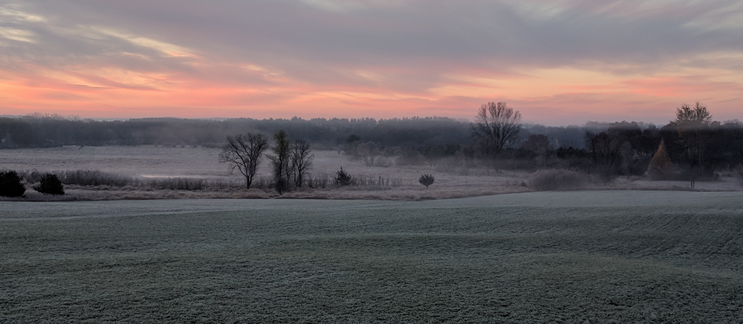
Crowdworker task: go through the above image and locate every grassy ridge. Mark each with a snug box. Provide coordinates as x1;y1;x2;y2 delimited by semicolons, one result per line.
1;191;743;323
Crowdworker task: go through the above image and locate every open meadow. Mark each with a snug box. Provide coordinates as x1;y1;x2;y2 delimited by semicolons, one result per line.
0;145;531;200
2;145;742;201
2;191;743;323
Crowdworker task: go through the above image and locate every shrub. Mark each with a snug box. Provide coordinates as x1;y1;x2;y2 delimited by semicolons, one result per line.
418;174;434;189
33;173;65;195
335;167;352;186
529;169;589;191
0;171;26;197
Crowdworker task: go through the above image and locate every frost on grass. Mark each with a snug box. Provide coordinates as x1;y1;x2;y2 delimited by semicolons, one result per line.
2;191;743;323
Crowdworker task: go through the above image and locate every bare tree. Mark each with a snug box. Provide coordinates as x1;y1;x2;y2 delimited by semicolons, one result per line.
474;102;522;153
269;130;291;194
673;102;712;167
219;133;268;189
673;102;713;188
290;139;313;188
675;102;712;126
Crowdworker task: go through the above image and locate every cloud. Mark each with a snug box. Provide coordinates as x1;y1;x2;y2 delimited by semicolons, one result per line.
0;5;45;22
0;26;34;42
94;28;196;58
0;0;741;123
8;1;742;74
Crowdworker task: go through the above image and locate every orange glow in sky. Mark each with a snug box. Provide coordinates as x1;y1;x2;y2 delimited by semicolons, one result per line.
1;1;742;125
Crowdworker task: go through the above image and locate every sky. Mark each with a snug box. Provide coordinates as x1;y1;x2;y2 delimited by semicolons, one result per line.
1;0;742;125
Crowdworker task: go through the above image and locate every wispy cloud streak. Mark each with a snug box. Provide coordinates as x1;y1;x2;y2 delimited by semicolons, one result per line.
0;0;741;124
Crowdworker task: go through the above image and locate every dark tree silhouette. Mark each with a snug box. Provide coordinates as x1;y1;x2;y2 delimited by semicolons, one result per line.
33;173;64;195
474;102;522;153
290;139;313;188
418;174;434;189
335;167;352;186
0;171;26;197
673;102;712;167
670;102;714;187
269;130;291;194
219;133;268;189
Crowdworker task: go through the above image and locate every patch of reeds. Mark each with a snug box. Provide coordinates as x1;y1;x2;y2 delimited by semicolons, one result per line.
16;169;406;193
19;169;133;187
307;173;403;189
60;170;133;187
148;177;205;191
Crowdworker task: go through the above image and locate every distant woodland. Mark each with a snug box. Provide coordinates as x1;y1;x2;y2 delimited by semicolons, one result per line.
2;107;743;181
1;114;586;149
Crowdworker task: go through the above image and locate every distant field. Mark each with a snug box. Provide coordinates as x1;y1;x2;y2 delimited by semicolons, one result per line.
0;145;533;200
2;191;742;323
2;145;742;202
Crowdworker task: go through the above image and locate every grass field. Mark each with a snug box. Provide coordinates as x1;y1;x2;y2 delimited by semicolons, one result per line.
2;191;743;323
3;145;741;202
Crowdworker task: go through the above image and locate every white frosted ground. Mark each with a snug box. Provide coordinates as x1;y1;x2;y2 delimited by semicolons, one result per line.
3;190;742;221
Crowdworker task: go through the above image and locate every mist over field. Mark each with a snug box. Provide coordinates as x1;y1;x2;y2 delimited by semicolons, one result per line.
2;103;743;201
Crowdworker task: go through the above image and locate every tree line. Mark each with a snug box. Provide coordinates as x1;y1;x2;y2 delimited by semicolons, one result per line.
3;102;742;183
472;102;742;181
0;114;472;149
581;103;743;180
1;113;593;154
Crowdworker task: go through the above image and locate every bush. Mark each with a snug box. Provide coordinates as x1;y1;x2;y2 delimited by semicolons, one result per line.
335;167;352;186
419;174;434;189
529;169;589;191
33;173;65;195
0;171;26;197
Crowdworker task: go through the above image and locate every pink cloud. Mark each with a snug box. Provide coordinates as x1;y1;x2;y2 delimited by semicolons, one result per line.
2;1;742;125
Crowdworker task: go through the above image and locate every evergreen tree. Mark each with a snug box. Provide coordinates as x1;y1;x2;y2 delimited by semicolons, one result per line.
335;167;352;186
0;171;26;197
33;173;64;195
647;139;674;179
